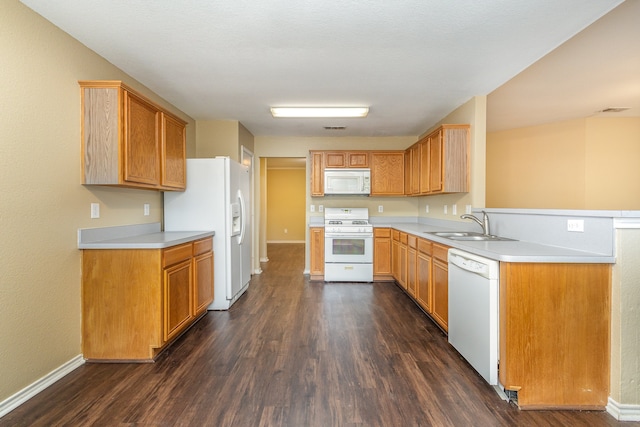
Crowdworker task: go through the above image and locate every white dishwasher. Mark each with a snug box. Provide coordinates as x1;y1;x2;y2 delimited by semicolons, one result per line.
448;249;499;385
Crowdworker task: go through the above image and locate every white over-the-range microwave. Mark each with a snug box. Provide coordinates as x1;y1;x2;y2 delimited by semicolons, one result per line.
324;168;371;195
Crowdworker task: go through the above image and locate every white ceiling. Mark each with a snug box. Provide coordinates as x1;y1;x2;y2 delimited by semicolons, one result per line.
20;0;632;137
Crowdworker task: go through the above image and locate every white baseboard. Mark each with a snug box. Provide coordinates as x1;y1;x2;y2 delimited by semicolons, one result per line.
0;355;85;418
607;397;640;421
260;257;269;262
253;267;263;274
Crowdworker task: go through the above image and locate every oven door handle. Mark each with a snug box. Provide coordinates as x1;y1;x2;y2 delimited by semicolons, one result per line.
325;233;373;238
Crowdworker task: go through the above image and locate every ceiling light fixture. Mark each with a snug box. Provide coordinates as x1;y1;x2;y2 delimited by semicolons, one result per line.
598;107;630;113
270;107;369;118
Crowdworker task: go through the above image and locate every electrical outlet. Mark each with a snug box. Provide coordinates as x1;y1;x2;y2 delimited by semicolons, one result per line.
465;205;472;214
452;205;457;215
284;228;288;234
310;204;315;212
444;205;448;214
319;205;324;213
425;204;429;213
567;219;584;232
90;203;100;219
143;203;150;216
378;205;383;213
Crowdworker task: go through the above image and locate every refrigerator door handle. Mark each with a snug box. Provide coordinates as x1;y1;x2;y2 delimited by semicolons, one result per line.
237;189;246;245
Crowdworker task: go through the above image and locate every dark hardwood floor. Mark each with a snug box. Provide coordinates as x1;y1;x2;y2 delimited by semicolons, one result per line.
1;243;633;426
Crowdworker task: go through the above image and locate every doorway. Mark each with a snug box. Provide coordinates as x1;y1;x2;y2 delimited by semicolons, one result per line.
265;158;306;244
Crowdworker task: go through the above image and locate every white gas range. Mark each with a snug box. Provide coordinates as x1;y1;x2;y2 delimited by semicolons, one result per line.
323;208;374;282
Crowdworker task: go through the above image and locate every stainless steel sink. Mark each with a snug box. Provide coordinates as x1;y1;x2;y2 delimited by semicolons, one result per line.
425;231;516;242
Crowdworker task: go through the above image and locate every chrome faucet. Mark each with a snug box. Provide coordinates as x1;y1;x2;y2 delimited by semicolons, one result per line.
461;211;490;236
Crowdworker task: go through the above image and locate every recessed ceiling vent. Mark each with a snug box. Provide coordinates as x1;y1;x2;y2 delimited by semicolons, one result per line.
324;126;346;130
598;107;630;113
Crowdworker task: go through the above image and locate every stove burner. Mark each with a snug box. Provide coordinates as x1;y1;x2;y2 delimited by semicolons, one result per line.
328;220;343;225
352;220;368;225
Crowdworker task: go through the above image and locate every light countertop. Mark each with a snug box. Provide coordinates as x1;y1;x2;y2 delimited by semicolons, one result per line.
78;223;214;249
381;222;614;264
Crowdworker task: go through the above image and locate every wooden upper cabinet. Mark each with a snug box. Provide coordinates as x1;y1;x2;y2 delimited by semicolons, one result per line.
419;136;431;193
370;151;405;196
324;151;347;168
80;80;187;191
161;113;187;189
310;151;324;196
405;143;420;195
323;151;369;168
123;91;160;186
429;130;444;193
347;151;369;168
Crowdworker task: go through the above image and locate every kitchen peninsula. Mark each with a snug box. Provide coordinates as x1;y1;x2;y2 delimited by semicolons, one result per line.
309;208;620;409
78;223;214;362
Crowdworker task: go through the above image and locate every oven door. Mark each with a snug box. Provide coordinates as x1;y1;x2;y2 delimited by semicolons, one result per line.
324;233;373;263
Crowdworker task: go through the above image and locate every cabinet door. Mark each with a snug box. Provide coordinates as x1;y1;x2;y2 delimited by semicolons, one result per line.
309;227;325;277
408;144;420;195
324;152;347;168
123;91;160;186
374;228;392;278
348;152;369;168
429;130;443;193
419;137;430;194
391;236;400;281
398;233;408;289
407;244;417;297
370;152;405;195
416;239;431;312
431;257;448;331
193;251;214;316
310;151;324;196
161;113;186;190
164;259;193;341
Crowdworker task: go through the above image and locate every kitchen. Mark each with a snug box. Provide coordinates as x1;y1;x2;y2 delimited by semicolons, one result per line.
1;0;639;423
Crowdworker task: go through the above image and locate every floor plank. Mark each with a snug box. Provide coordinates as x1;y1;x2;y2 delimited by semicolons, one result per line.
0;243;633;426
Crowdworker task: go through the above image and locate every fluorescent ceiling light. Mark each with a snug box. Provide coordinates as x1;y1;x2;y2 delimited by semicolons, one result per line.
270;107;369;118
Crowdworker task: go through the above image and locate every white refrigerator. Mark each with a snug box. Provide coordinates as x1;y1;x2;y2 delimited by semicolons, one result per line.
164;157;251;310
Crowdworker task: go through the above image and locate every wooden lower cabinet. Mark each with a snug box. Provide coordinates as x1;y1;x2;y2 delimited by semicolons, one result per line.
499;262;611;409
430;243;449;332
309;227;324;280
416;238;432;312
82;237;214;361
373;228;393;281
406;235;417;297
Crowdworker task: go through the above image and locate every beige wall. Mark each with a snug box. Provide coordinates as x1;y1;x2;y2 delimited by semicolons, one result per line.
0;0;194;403
486;117;640;209
195;120;255;161
266;169;306;242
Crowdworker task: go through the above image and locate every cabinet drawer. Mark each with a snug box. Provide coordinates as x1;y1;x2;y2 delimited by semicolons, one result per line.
407;234;417;248
400;232;408;245
374;228;391;238
432;243;449;262
392;229;401;241
193;237;213;256
418;238;431;255
163;243;192;267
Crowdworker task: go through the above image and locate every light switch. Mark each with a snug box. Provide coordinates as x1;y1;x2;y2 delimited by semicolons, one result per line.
90;203;100;219
143;203;150;216
319;205;324;213
443;205;448;215
310;204;315;212
452;205;457;215
378;205;383;213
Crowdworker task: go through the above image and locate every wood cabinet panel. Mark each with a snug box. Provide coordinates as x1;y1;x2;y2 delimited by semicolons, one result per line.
416;238;432;312
431;256;448;332
194;251;214;316
374;228;392;280
309;227;324;279
407;235;417;297
325;152;347;168
370;151;405;195
348;151;369;168
164;259;192;341
310;151;324;196
499;262;611;409
161;113;187;189
79;80;186;191
429;130;443;193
